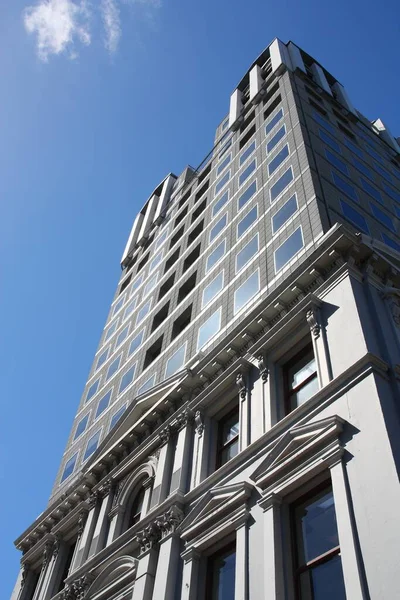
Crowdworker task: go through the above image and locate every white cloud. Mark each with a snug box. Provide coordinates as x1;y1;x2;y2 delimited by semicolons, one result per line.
101;0;121;54
24;0;91;62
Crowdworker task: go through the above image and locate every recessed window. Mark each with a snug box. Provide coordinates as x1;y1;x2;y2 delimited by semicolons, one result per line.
332;171;358;203
136;299;152;326
86;379;100;403
155;228;169;250
340;200;369;234
206;239;226;272
343;137;363;159
222;118;229;131
383;182;400;203
210;214;228;242
202;271;224;308
143;272;159;297
365;145;384;165
119;275;132;295
284;344;318;412
268;144;290;176
183;244;201;271
191;200;207;224
234;269;260;314
61;454;78;482
74;414;89;440
112;296;125;316
216;154;231;176
106;355;121;381
206;544;236;600
239;140;256;166
123;297;138;320
239;159;256;187
265;107;283;135
197;307;222;350
159;273;175;301
198;162;211;185
352;157;374;181
325;149;348;176
187;220;204;246
143;336;163;369
170;226;184;250
195;178;210;203
212;190;229;217
239;124;256;149
274;226;304;272
382;233;400;253
313;111;335;134
83;430;101;462
174;206;188;228
266;124;286;154
104;320;118;342
128;329;145;356
238;180;257;210
240;110;255;133
128;488;146;528
110;404;126;431
165;248;180;273
137;374;156;396
361;178;383;204
272;194;298;234
319;129;341;153
171;305;192;340
116;325;129;348
236;233;259;273
96;348;109;371
238;205;258;238
370;203;396;232
219;137;232;159
165;343;187;378
217;408;239;468
375;164;393;183
177;272;197;304
215;170;230;196
152;302;170;333
96;390;112;418
137;252;150;274
119;364;136;394
270;167;294;203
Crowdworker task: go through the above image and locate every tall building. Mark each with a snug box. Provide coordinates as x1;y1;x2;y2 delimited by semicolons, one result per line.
12;38;400;600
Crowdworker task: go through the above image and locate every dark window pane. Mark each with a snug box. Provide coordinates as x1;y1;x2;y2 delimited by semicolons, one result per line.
296;490;339;563
288;354;316;389
220;439;239;465
299;554;346;600
291;376;319;410
209;547;236;600
221;413;239;445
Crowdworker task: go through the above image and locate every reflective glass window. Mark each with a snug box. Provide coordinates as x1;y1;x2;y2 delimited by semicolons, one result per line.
197;308;222;349
165;343;187;378
212;190;229;217
266;124;286;153
274;227;304;272
268;144;290;176
265;107;283;135
238;180;257;210
272;195;298;233
234;270;260;314
210;214;228;243
239;159;256;187
270;167;294;203
236;234;259;272
340;200;369;234
96;390;112;418
119;364;136;393
61;454;78;482
206;240;226;272
237;205;258;238
83;430;101;461
332;171;358;202
239;140;256;166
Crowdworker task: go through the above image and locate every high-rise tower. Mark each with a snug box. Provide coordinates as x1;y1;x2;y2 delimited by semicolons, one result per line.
12;38;400;600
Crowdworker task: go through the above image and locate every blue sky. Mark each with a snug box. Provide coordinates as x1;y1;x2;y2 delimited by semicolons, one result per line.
1;0;399;596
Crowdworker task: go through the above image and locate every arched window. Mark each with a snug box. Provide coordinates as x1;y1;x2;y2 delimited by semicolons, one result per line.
128;487;146;529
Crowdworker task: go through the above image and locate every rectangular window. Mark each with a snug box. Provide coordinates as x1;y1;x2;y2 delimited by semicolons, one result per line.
112;296;125;316
370;203;396;232
352;157;374;180
137;374;156;396
237;205;258;238
96;390;112;418
149;252;163;272
212;190;229;217
239;159;256;187
83;430;101;461
116;325;129;348
270;167;294;203
274;226;304;272
376;164;393;183
238;180;257;210
206;544;236;600
183;244;201;271
284;344;318;412
313;111;335;134
332;171;358;202
292;486;346;600
268;144;290;176
343;137;363;158
265;107;283;135
104;320;118;342
119;364;136;393
136;299;152;326
206;239;226;272
266;124;286;153
110;405;126;431
236;234;259;273
86;379;100;403
234;269;260;314
365;145;384;164
239;140;256;166
382;233;400;253
319;129;341;153
272;194;298;233
96;348;109;371
197;307;222;350
340;200;369;234
130;274;143;295
143;336;163;369
325;150;348;176
361;178;383;204
128;329;144;356
177;272;197;304
202;271;224;308
171;305;192;339
219;137;232;159
61;454;78;482
123;296;138;320
155;228;168;250
143;272;159;297
74;415;89;440
217;409;239;468
215;170;230;196
216;154;231;176
165;343;187;378
383;182;400;203
106;355;121;381
222;118;229;131
159;273;175;301
210;214;228;243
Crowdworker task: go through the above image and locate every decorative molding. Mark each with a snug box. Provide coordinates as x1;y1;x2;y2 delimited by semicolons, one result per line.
155;505;184;539
256;354;269;382
98;479;112;499
194;410;204;437
158;424;173;444
135;523;161;554
20;562;29;588
43;540;53;568
236;372;247;399
53;534;62;558
306;306;320;339
61;573;95;600
175;408;194;430
77;511;88;537
86;491;98;510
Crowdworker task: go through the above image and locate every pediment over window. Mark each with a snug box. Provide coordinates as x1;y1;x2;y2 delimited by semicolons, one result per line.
85;555;137;600
250;416;345;492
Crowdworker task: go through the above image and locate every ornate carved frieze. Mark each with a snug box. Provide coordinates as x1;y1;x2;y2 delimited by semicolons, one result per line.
155;505;184;538
236;372;247;399
175;407;194;430
61;573;95;600
135;523;161;554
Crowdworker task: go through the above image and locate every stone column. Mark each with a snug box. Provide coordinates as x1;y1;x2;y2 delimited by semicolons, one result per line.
259;493;284;600
170;409;194;495
235;519;248;600
40;536;66;600
150;428;174;509
190;411;209;489
16;564;40;600
131;524;160;600
306;305;333;387
180;548;200;600
152;506;185;600
88;481;113;558
70;498;96;571
236;372;250;451
32;540;54;600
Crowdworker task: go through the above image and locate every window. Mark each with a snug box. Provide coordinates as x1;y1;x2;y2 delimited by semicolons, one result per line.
239;140;256;166
215;171;230;196
383;182;400;203
83;430;101;461
119;364;136;393
96;390;112;418
268;144;290;176
284;344;318;412
159;273;175;300
210;214;228;242
119;275;132;295
375;164;393;183
143;336;163;369
104;320;118;342
266;124;286;154
195;179;210;203
152;302;170;333
86;379;100;403
361;178;383;204
239;110;255;133
272;195;298;233
212;190;229;217
238;205;258;238
130;274;143;295
370;203;396;232
183;244;201;271
236;234;259;272
128;329;144;356
96;348;109;371
222;118;229;131
110;404;126;430
270;167;294;203
61;454;78;482
292;486;346;600
187;220;204;246
170;226;184;250
365;145;384;165
239;124;256;150
143;272;159;296
217;154;231;176
171;305;192;339
116;325;129;348
165;248;180;273
393;205;400;220
128;488;146;528
239;159;256;187
325;150;348;176
136;300;152;326
265;107;283;135
178;272;197;304
219;137;232;159
207;544;236;600
274;227;304;272
74;414;89;440
264;93;282;120
137;252;149;274
216;409;239;468
192;199;207;224
206;239;226;272
155;228;168;250
343;137;363;159
198;162;211;185
331;172;358;203
340;200;369;234
382;233;400;253
319;129;341;154
234;269;260;314
106;355;121;381
352;157;374;180
174;206;188;228
165;343;187;378
112;296;125;316
197;307;222;349
238;180;257;210
202;272;224;308
123;297;138;320
137;374;156;396
312;111;335;135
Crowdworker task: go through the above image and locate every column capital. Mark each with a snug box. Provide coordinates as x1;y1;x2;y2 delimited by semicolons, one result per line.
155;505;184;540
181;546;201;563
258;492;283;512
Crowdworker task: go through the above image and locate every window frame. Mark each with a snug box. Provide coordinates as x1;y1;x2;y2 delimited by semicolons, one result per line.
283;343;318;414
